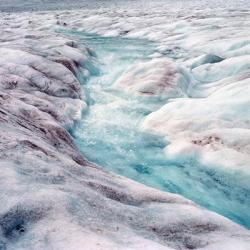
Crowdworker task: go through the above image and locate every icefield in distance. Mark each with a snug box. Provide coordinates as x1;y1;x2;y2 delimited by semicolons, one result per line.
0;0;250;249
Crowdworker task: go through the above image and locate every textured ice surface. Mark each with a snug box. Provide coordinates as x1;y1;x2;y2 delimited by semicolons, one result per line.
0;1;250;249
48;0;250;228
71;31;250;229
113;58;189;99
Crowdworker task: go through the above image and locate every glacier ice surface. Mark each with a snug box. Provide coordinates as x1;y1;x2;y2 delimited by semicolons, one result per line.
0;1;250;249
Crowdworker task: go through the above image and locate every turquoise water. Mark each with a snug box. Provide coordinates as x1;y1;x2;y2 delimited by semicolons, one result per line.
64;31;250;228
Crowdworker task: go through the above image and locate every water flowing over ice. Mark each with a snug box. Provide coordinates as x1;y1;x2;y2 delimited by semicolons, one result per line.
0;1;250;249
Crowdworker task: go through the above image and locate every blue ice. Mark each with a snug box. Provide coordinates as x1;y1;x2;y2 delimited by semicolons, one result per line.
62;30;250;229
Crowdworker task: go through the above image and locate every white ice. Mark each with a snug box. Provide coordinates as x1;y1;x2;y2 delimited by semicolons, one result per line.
0;1;250;249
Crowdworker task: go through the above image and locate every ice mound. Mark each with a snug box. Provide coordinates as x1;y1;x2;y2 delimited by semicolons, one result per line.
143;71;250;173
192;55;250;83
113;58;189;99
185;54;224;70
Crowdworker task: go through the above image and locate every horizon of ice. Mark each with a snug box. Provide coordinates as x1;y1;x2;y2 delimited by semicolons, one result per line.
0;0;250;249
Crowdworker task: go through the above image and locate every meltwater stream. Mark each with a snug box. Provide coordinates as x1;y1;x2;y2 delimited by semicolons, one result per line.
64;31;250;228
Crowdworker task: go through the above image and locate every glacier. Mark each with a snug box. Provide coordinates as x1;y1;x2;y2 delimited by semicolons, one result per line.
0;0;250;249
70;31;250;228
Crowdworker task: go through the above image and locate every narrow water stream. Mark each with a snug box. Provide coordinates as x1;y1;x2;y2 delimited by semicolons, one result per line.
63;31;250;229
